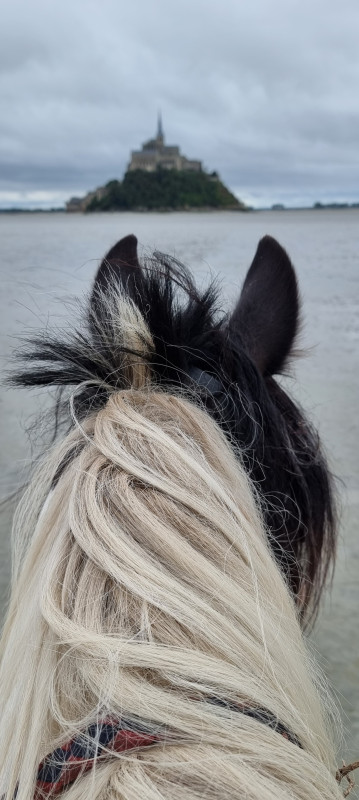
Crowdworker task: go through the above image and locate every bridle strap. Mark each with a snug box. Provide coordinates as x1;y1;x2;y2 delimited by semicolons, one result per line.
33;706;300;797
34;719;160;798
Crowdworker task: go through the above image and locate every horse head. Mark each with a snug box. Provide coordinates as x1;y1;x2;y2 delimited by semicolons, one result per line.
3;233;342;800
11;234;336;622
85;234;336;624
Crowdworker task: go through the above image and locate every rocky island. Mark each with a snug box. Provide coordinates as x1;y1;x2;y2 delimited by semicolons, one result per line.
66;117;247;212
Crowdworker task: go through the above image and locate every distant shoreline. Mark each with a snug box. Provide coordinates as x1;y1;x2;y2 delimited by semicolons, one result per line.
1;204;358;214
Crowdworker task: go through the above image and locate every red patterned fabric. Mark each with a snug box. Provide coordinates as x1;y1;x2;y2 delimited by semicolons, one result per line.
29;705;300;797
33;718;161;798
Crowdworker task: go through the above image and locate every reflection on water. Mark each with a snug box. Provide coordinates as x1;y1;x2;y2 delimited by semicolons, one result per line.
0;209;358;769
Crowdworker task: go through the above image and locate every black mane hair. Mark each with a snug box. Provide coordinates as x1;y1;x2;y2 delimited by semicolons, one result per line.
11;234;336;625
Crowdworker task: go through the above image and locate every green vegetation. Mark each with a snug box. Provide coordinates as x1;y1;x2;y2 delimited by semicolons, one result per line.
86;168;246;211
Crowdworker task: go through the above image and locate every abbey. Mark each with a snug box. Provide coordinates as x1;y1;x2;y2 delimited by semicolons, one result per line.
128;115;202;173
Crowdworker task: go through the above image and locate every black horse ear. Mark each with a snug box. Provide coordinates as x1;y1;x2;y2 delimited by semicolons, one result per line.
90;234;142;311
228;235;300;376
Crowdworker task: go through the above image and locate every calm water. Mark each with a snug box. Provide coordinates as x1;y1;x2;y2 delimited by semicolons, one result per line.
0;210;358;770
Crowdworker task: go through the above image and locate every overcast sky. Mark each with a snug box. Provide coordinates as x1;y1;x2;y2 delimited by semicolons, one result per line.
1;0;358;209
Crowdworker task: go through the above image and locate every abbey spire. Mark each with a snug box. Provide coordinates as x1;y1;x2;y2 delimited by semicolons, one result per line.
156;112;164;144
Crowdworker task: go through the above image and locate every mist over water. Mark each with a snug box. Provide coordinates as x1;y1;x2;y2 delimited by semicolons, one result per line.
0;209;358;769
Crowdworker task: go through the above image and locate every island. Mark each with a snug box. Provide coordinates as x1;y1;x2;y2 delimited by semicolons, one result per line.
66;116;247;212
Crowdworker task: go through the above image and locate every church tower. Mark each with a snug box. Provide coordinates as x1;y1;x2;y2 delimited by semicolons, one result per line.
156;112;164;145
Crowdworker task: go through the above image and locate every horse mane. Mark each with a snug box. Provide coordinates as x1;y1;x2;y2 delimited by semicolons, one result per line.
0;235;342;800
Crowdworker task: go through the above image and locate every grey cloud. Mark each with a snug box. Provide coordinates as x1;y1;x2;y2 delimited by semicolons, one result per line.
1;0;358;207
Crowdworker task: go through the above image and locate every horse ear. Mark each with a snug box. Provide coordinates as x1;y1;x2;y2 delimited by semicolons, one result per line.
90;234;142;310
228;235;300;376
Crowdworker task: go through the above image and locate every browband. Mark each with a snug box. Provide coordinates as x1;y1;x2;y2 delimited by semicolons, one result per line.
34;718;160;799
33;705;301;797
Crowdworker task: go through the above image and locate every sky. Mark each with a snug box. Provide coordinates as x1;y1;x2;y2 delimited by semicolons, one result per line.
1;0;359;209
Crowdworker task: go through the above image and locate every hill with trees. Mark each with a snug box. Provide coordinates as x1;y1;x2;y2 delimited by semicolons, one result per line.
70;169;247;212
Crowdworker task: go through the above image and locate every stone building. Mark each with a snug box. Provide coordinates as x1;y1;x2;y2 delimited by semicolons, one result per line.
66;185;107;212
128;115;202;173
